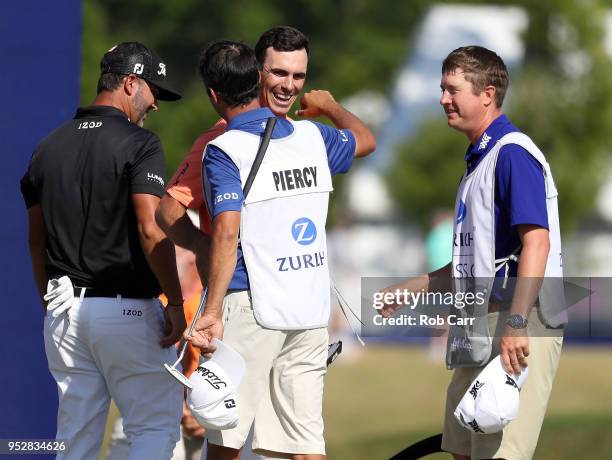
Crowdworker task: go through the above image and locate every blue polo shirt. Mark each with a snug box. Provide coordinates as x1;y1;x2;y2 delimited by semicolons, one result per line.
465;114;548;279
203;107;356;290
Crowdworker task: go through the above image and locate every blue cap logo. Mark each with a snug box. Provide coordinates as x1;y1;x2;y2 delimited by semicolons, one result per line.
456;200;467;224
291;217;317;245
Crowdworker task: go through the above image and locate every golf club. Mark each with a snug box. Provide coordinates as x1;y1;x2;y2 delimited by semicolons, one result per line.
164;287;208;388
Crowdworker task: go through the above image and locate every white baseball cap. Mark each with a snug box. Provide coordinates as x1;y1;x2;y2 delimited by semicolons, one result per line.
454;355;529;434
187;338;246;430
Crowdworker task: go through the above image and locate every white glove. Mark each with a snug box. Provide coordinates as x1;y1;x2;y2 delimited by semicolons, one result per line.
44;276;74;316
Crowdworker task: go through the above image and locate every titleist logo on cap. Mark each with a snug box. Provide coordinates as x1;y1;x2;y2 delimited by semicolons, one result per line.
194;366;227;389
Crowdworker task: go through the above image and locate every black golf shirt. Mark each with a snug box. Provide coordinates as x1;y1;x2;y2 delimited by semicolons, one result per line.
21;106;166;297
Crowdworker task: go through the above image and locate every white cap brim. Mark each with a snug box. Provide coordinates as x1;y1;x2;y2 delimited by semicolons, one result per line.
208;338;245;387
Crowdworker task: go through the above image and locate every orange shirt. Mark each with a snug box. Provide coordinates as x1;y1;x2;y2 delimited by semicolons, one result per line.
166;119;228;235
164;120;228;375
181;290;204;377
159;291;202;378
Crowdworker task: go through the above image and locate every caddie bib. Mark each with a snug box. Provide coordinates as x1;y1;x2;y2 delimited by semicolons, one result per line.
208;120;333;329
448;131;566;368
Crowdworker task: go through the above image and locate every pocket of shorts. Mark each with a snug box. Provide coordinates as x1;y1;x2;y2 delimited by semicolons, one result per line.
222;297;253;325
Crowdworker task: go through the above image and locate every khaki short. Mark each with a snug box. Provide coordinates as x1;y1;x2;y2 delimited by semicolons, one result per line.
206;291;328;457
441;309;563;460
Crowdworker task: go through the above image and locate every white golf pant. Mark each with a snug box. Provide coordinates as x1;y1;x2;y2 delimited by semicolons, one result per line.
44;296;183;460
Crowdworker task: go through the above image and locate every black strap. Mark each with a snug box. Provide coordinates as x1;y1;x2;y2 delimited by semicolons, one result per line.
243;117;277;199
388;433;444;459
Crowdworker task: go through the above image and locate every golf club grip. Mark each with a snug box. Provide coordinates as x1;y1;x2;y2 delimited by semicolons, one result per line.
242;117;277;200
175;340;189;364
186;287;208;338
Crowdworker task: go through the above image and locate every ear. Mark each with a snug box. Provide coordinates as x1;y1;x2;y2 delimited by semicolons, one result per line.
483;85;496;108
124;74;139;97
208;88;219;104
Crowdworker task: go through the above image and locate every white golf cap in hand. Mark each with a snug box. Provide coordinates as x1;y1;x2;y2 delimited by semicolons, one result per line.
455;355;529;434
187;338;246;430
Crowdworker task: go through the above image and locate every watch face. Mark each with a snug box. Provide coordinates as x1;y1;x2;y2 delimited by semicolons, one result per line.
507;314;527;329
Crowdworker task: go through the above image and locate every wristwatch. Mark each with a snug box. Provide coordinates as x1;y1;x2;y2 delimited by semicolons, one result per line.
506;314;528;329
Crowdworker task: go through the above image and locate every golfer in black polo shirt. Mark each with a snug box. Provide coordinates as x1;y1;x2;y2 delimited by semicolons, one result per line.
21;42;186;460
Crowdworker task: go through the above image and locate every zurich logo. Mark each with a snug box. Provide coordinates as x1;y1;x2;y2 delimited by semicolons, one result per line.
456;200;467;224
291;217;317;245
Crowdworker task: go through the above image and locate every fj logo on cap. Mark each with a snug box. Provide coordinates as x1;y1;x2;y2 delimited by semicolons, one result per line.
224;399;236;409
133;63;144;75
158;63;166;76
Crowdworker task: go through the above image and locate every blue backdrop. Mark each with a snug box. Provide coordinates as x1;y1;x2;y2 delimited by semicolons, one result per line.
0;1;81;457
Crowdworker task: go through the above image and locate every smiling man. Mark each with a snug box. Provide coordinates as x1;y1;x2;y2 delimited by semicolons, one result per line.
379;46;564;460
438;44;565;460
181;40;374;460
256;28;308;114
21;42;185;459
154;28;376;458
156;26;373;263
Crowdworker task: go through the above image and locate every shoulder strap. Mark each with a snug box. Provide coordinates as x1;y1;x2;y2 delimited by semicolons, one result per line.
496;131;558;199
242;117;276;199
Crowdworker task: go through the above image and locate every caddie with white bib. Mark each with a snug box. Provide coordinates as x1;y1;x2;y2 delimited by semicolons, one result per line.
211;121;333;330
448;130;566;369
188;41;375;459
437;46;565;460
373;46;565;460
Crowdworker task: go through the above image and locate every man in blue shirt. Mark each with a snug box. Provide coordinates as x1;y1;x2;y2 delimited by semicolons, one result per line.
380;46;563;460
188;41;375;460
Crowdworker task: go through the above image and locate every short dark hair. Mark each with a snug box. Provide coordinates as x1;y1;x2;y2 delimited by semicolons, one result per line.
442;46;509;107
254;26;309;66
199;41;260;107
96;73;124;94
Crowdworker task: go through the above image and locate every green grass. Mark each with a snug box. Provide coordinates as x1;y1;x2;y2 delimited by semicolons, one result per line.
324;413;612;460
323;344;612;459
328;414;612;460
536;413;612;460
101;345;612;459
